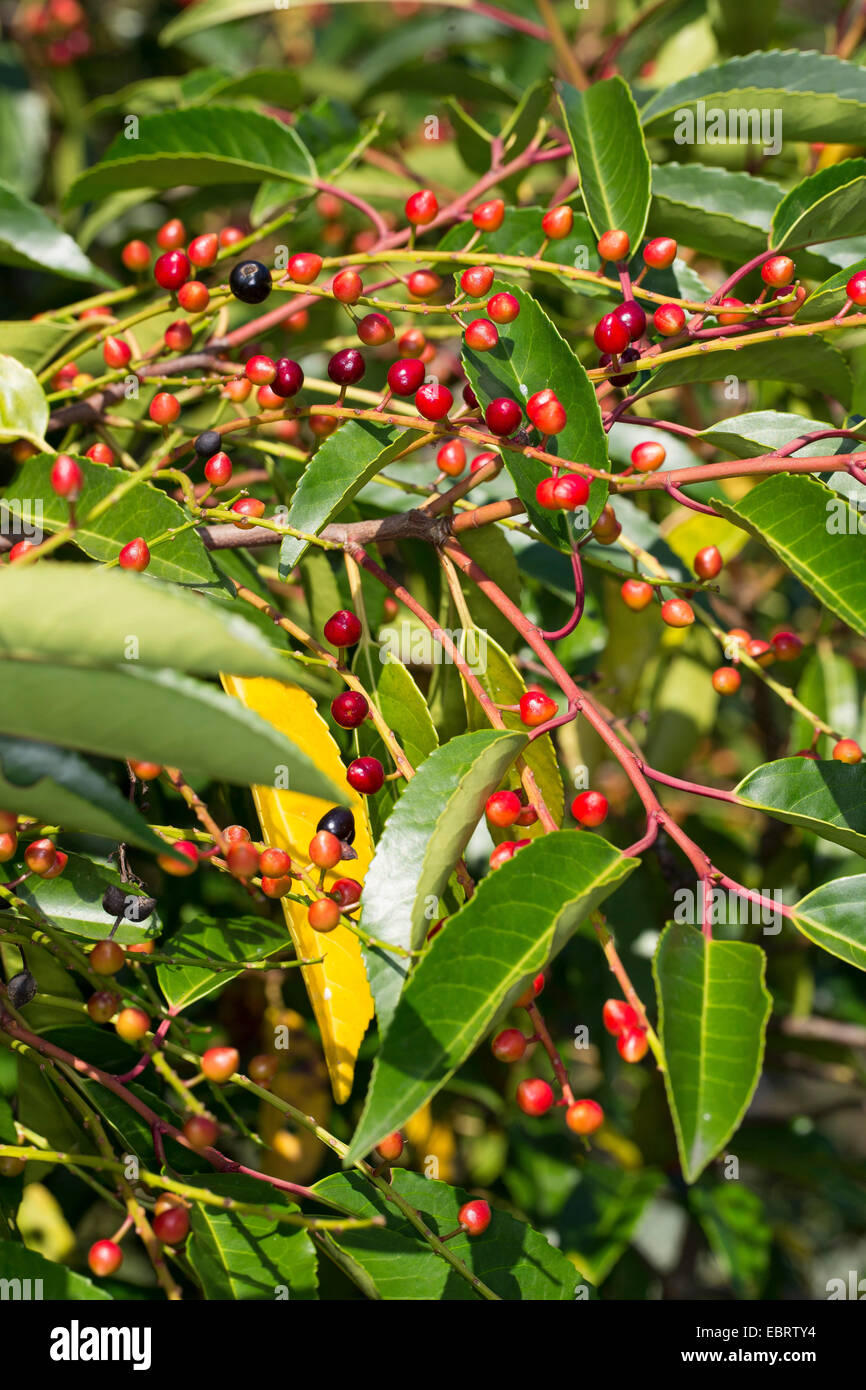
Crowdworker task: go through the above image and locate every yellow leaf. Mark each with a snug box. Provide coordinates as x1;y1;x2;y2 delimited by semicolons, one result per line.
661;509;747;567
221;675;375;1103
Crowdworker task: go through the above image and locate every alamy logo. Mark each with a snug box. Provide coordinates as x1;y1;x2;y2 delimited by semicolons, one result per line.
673;101;782;158
0;1277;43;1299
49;1321;152;1371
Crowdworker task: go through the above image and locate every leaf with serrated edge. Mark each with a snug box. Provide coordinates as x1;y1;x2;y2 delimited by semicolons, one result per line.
157;916;293;1010
736;757;866;857
188;1174;318;1300
654;923;771;1184
557;75;651;247
0;180;116;286
361;729;527;1036
793;874;866;971
0;354;49;449
346;831;637;1162
772;159;866;249
637;338;851;404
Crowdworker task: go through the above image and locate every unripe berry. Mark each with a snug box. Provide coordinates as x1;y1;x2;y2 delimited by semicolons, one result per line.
129;761;159;783
0;811;16;833
491;1028;526;1062
571;790;608;827
149;392;180;425
387;358;426;396
415;383;452;421
621;578;653;611
460;265;494;296
346;756;384;794
594;312;630;354
183;1115;219;1150
0;1155;25;1177
164;319;193;351
772;630;803;662
458;1199;491;1235
661;598;694;628
407;269;442;300
122;240;151;272
519;689;557;727
602;999;640;1034
694;545;722;580
834;738;862;763
712;666;741;695
118;537;150;572
226;842;260;879
489;841;517;870
716;297;749;325
357;312;394;346
331;691;369;728
566;1099;604;1135
153;250;190;291
156;217;185;250
288;252;323;284
115;1007;150;1042
516;1078;554;1116
437;439;466;476
845;270;866;305
747;638;774;666
653;303;685;336
376;1131;404;1162
231;496;266;528
153;1205;190;1245
309;413;338;438
258;847;292;879
643;237;677;269
88;1239;123;1277
541;205;573;239
487;292;519;324
177;280;209;312
331;877;362;910
261;874;292;898
465;318;498;351
324;609;362;647
158;840;199;876
188;232;218;268
486;790;521;828
90;939;125;975
9;540;35;562
527;388;567;435
87;989;120;1024
333;269;362;303
24;838;57;875
248;1054;280;1085
204;452;232;486
597;229;630;262
50;453;83;500
103;335;131;369
201;1046;239;1082
0;831;18;862
617;1027;649;1063
308;897;341;932
405;189;438;226
761;254;795;288
309;830;343;869
485;397;522;436
220;226;245;248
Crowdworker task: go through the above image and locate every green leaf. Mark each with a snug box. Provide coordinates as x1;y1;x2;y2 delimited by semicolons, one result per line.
699;410;846;458
648;162;781;263
0;354;49;449
653;922;772;1184
792;874;866;971
561;1162;665;1286
157;915;293;1010
772;159;866;250
11;851;162;946
0;659;342;796
640;50;866;144
736;757;866;857
188;68;303;108
361;729;526;1035
791;643;860;758
187;1174;317;1300
1;455;217;586
0;320;78;371
797;256;866;323
710;475;866;636
639;337;851;405
689;1182;771;1298
0;180;115;286
0;1240;111;1300
347;831;637;1161
462;279;608;549
278;420;410;576
375;656;439;771
556;76;651;248
0;560;291;679
0;735;171;853
312;1170;578;1300
65;107;315;206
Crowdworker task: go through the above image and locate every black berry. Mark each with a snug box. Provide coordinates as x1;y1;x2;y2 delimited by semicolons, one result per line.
316;806;355;845
229;261;272;305
193;430;221;458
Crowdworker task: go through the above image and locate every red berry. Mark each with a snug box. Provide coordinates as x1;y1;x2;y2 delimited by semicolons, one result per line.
712;667;741;695
115;1007;150;1042
156;217;185;250
331;691;369;728
88;1239;123;1277
519;689;557;727
0;832;17;863
566;1099;604;1135
472;198;504;232
328;348;366;386
631;441;666;472
661;598;694;628
471;451;499;473
259;846;292;878
653;303;685;336
309;413;337;438
158;840;199;876
201;1046;240;1082
50;453;83;500
154;250;190;291
535;477;559;510
460;265;494;296
643;237;677;269
516;1078;554;1116
398;327;426;355
464;318;498;351
357;312;394;346
103;335;131;369
24;837;57;875
376;1131;404;1162
597;229;630;262
541;205;573;239
571;790;608;827
309;830;343;869
153;1205;190;1245
308;897;340;932
747;638;774;666
621;578;653;611
387;358;426;396
463;383;479;408
486;790;521;827
437;439;466;476
761;254;795;288
491;1028;526;1062
289;252;323;284
716;297;749;325
527;388;567;435
333;269;362;304
485;397;522;436
261;875;292;899
165;319;193;351
121;240;151;272
118;537;150;572
553;474;589;509
224;825;250;846
405;189;438;226
40;848;67;879
617;1027;649;1063
183;1115;218;1150
415;383;453;421
407;269;442;299
602;999;640;1034
231;497;265;528
846;270;866;306
834;739;862;763
226;842;260;878
272;358;304;398
149;392;180;425
324;609;362;647
219;226;245;247
515;972;545;1009
331;877;362;910
458;1199;491;1235
489;841;517;870
694;545;722;580
346;757;384;794
177;279;208;313
614;300;647;341
487;292;519;324
594;313;630;354
90;939;125;976
772;630;803;662
204;451;232;486
188;233;218;268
